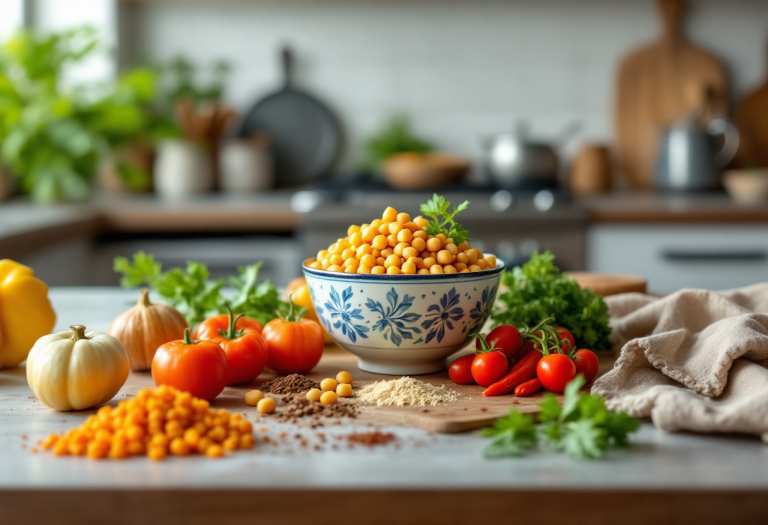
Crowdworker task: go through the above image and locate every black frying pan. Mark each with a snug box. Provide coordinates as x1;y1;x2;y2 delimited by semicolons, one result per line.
239;47;341;187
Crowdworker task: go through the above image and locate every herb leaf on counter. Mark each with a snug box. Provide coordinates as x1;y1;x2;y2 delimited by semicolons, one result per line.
491;251;612;350
420;194;470;244
481;375;640;460
113;252;288;327
480;409;538;457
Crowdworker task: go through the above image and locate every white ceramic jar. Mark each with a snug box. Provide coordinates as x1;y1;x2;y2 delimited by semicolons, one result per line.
154;140;213;198
220;139;273;192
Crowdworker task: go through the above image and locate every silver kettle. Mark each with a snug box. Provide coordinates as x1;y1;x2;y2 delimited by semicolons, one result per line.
655;116;739;191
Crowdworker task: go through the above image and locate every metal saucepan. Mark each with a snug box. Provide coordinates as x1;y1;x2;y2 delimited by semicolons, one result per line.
481;122;580;190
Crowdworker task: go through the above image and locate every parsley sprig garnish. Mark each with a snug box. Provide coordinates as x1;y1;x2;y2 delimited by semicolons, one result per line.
481;375;640;459
419;194;470;245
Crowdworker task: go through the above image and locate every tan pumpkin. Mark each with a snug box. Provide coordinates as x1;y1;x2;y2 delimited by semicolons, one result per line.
108;289;189;371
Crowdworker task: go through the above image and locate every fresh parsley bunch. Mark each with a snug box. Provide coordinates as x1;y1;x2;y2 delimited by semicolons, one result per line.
113;251;288;327
491;251;612;350
419;194;470;245
481;375;640;459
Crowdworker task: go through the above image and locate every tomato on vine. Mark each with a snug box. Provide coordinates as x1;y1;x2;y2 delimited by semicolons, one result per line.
476;324;521;360
573;349;599;383
470;331;509;387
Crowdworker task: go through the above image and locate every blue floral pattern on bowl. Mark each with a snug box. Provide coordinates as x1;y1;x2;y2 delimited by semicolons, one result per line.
323;286;369;343
422;287;464;344
366;288;422;347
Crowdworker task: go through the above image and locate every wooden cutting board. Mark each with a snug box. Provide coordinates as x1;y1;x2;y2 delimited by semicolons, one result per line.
615;0;728;189
733;45;768;168
261;345;617;434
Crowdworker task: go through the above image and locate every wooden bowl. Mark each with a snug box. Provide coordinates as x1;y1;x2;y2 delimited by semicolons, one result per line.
383;153;470;190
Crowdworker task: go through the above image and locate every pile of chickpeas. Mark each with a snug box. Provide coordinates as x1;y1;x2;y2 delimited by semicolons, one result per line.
307;207;497;275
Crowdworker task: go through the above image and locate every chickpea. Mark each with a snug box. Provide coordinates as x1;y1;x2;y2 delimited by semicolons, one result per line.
468;264;482;272
387;222;403;235
349;232;363;247
336;384;353;398
309;261;322;269
426;237;442;252
372;266;386;275
327;265;343;273
417;268;430;274
387;234;398;248
394;242;408;256
430;264;444;274
484;255;497;268
170;437;190;456
404;222;420;232
446;243;458;255
341;248;356;260
413;216;429;228
347;225;361;236
321;378;338;392
361;254;376;268
436;233;447;243
411;237;426;252
454;262;468;271
357;244;373;257
444;265;458;274
206;444;224;458
371;219;383;229
422;257;437;269
376;257;386;266
317;249;329;259
466;250;479;265
385;254;402;268
413;230;428;240
457;241;470;252
380;247;394;258
257;398;276;414
321;258;331;269
401;261;417;274
476;259;488;270
396;212;411;224
344;266;356;274
402;246;419;259
320;391;338;405
372;235;388;250
336;371;353;384
306;389;322;402
343;258;358;268
397;228;413;243
382;207;398;222
456;252;469;264
372;249;381;258
387;266;401;275
357;265;372;274
436;250;453;265
362;227;378;242
378;222;391;235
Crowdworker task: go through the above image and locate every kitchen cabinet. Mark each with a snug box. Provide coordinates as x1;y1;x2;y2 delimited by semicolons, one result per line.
587;224;768;292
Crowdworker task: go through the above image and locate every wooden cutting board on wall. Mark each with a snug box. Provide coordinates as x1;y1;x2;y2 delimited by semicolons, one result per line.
615;0;728;189
733;44;768;168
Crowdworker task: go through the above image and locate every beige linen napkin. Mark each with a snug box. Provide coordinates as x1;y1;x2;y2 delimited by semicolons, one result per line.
592;283;768;442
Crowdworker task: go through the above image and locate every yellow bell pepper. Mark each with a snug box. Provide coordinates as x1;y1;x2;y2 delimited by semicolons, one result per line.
0;260;56;369
286;277;332;344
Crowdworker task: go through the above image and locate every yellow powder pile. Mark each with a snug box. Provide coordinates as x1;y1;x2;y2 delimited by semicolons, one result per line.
357;377;458;407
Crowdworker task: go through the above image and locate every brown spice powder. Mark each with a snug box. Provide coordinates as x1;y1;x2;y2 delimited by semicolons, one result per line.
259;374;320;395
271;398;359;425
346;431;396;447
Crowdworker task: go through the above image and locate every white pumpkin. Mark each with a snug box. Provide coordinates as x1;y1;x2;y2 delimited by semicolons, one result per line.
26;325;130;411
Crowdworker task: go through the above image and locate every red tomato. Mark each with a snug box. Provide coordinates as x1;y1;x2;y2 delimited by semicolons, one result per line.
471;351;509;387
199;308;268;385
555;327;575;353
573;349;599;383
263;316;324;374
449;354;476;385
196;311;262;341
152;328;228;400
477;324;522;360
536;353;576;394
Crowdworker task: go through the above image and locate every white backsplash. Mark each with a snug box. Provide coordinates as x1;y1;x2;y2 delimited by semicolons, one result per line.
120;0;767;172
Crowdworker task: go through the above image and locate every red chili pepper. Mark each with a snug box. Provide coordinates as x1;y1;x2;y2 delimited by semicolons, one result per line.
482;349;542;396
514;378;543;397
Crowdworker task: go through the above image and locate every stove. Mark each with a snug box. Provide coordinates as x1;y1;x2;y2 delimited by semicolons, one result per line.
292;178;588;270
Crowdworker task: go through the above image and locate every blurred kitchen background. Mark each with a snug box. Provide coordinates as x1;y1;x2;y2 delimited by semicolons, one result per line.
1;0;767;292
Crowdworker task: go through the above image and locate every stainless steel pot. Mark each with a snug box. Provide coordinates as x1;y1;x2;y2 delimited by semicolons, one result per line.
482;122;579;190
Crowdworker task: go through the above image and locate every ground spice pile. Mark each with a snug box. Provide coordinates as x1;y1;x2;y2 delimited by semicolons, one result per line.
259;374;320;396
273;398;359;425
356;377;458;407
347;431;396;447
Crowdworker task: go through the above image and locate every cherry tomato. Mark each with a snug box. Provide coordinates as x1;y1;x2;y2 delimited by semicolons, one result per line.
449;354;476;385
573;349;599;383
555;327;575;353
477;324;522;360
152;328;227;400
196;310;262;341
536;353;576;394
201;308;268;385
471;351;509;387
262;307;324;374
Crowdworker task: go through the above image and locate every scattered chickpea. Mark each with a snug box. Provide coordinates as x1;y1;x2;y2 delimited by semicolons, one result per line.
320;378;338;392
306;388;322;402
320;391;338;405
336;384;353;398
257;397;276;414
244;390;264;406
336;371;353;385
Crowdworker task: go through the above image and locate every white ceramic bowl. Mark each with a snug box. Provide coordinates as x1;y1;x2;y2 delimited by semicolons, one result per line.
302;259;505;375
723;169;768;205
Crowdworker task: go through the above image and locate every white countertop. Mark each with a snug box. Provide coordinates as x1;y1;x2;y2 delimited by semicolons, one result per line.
0;287;766;493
